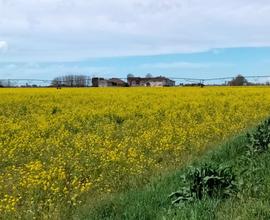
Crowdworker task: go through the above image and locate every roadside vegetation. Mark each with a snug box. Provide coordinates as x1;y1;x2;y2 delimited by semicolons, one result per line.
77;119;270;219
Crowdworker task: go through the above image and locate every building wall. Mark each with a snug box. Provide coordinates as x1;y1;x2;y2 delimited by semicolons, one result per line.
98;80;108;87
129;79;169;87
146;81;164;87
92;78;108;87
166;79;175;86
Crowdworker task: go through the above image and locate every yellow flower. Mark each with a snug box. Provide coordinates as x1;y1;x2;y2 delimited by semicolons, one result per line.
1;87;270;217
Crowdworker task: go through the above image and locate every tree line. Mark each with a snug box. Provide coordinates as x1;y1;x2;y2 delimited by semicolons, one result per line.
51;75;91;87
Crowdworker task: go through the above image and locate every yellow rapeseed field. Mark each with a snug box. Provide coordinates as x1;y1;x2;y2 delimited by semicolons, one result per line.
1;87;270;217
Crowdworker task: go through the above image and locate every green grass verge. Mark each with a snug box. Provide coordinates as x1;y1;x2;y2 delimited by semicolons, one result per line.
72;130;270;220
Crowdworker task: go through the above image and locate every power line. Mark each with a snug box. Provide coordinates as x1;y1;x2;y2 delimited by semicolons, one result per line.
1;75;270;87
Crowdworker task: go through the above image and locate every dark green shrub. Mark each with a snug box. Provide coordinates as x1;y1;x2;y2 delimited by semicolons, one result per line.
188;164;237;199
247;118;270;154
169;164;237;206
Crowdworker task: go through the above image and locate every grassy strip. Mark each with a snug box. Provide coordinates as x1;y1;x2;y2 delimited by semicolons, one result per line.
73;129;270;220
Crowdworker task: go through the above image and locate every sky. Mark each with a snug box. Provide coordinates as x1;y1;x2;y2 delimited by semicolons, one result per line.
1;0;270;79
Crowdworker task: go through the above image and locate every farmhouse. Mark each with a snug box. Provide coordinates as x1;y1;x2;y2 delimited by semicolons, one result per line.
92;77;127;87
127;76;175;87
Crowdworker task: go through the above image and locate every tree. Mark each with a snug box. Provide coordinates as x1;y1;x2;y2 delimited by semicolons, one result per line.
127;73;134;78
145;73;153;78
229;74;248;86
51;74;90;87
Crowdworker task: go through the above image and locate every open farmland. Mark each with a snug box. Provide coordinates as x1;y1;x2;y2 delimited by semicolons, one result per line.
1;87;270;218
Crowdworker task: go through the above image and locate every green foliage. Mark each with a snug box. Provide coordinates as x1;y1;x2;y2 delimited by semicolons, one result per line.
73;127;270;220
169;164;237;206
247;118;270;154
169;186;194;206
73;120;270;220
228;74;248;86
188;164;237;199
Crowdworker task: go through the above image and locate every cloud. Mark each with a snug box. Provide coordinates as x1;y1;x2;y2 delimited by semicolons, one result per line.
1;0;270;61
0;61;116;79
0;41;8;53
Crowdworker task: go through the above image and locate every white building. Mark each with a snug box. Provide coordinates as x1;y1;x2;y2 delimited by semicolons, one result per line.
127;76;175;87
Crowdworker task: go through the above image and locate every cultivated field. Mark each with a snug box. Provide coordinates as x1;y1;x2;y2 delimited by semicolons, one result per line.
1;87;270;218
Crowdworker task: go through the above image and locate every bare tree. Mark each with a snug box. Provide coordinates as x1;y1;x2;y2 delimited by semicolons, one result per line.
51;74;90;87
